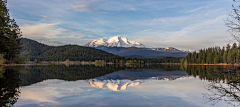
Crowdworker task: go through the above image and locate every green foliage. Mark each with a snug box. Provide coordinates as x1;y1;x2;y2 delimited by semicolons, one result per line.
64;59;70;63
214;54;219;64
14;56;25;64
95;60;105;64
227;50;233;64
34;59;37;63
0;67;4;78
223;50;227;63
0;54;5;65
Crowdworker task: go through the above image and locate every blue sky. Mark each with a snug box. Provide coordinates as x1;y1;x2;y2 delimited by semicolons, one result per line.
7;0;237;50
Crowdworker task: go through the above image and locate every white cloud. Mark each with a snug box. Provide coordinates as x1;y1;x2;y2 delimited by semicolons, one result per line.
20;22;61;38
18;19;92;45
40;15;47;18
70;0;180;12
15;80;91;106
71;0;103;12
167;15;226;39
186;6;210;13
40;19;50;22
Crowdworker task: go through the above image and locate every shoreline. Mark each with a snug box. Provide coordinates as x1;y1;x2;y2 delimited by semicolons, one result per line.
1;62;240;66
187;63;240;65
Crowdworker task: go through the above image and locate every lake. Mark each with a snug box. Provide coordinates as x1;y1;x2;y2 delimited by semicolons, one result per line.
0;64;239;107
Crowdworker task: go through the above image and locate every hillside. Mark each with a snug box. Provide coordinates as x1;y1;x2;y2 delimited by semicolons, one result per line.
20;38;124;62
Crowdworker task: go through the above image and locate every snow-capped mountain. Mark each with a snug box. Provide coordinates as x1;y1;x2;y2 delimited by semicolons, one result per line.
86;79;142;91
84;36;145;48
84;36;190;58
84;69;192;91
86;76;191;91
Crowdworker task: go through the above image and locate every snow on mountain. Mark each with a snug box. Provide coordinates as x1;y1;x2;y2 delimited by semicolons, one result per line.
84;36;145;48
86;79;143;91
85;76;191;91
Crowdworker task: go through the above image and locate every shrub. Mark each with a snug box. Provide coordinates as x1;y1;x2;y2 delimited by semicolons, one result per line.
0;54;5;65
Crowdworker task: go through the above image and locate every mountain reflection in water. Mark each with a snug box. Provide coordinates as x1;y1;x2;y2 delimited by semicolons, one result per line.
86;69;189;91
0;65;239;107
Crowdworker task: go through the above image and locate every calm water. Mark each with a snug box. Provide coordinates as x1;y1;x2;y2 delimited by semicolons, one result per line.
0;65;239;107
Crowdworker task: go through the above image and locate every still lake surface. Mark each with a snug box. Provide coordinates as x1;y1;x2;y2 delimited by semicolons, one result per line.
1;64;239;107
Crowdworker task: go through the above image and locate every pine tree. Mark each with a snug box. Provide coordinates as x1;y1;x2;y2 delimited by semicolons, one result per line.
206;52;213;64
0;0;22;60
232;43;237;49
0;0;10;54
192;51;197;63
198;50;202;64
237;49;240;63
227;50;233;64
202;49;206;63
0;54;5;65
223;49;228;63
232;48;237;63
187;53;192;64
220;47;225;63
214;54;219;64
226;44;231;51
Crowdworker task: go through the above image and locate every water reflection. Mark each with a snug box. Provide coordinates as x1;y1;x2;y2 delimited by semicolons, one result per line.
18;64;186;86
187;65;240;106
0;67;21;107
86;69;189;91
0;65;239;107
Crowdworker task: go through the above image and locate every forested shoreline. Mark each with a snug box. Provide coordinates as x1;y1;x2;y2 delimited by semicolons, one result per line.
186;43;240;64
5;37;240;65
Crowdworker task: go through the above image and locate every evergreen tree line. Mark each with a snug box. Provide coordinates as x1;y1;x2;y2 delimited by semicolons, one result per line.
186;43;240;64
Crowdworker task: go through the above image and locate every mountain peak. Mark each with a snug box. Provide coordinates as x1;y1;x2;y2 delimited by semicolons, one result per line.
85;36;145;48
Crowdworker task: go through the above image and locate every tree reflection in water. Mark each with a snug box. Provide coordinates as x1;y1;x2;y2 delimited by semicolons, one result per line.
187;66;240;106
0;67;21;107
